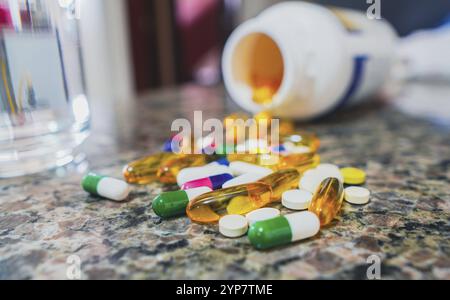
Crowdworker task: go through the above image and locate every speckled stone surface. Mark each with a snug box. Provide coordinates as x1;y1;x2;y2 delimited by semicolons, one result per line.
0;84;449;280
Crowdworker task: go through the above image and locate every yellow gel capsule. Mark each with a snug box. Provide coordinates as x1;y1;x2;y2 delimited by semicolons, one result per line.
340;167;366;185
226;195;260;215
187;183;272;224
186;169;299;224
277;153;321;172
258;169;300;200
253;85;276;105
227;153;278;168
283;132;321;153
227;153;320;173
157;154;209;184
279;120;296;137
227;153;282;169
251;75;282;105
226;154;254;164
123;153;176;185
308;178;345;226
224;112;250;122
254;111;273;133
258;154;282;167
254;111;273;122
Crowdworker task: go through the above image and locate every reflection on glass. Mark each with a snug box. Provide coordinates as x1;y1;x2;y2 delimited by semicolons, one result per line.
0;0;89;177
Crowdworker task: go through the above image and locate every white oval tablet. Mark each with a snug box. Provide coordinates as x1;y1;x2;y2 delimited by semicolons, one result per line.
282;189;313;210
316;165;344;183
317;164;340;173
222;173;267;189
219;215;249;238
301;169;317;178
345;187;371;205
229;161;273;177
246;208;281;225
299;170;323;193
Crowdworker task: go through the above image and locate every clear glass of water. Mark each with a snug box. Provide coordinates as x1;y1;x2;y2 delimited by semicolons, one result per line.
0;0;89;177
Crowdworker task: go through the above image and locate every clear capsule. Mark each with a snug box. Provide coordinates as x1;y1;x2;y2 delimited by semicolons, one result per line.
257;169;300;200
278;153;321;172
308;177;345;226
227;153;320;172
283;132;321;153
123;153;176;185
186;169;300;224
186;182;272;224
157;154;211;184
124;153;214;185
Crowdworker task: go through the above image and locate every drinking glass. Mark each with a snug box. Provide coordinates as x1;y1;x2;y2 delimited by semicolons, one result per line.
0;0;89;177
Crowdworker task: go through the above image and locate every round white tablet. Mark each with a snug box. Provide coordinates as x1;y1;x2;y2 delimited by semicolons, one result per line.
219;215;249;238
246;208;281;225
282;189;313;210
344;187;371;205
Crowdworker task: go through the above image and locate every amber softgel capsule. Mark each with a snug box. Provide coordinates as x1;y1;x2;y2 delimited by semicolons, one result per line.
308;177;345;226
186;169;300;224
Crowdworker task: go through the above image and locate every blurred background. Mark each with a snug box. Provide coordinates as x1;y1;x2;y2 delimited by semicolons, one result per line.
1;0;449;163
78;0;450;103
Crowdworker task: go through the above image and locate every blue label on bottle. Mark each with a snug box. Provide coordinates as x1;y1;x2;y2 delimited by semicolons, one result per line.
313;55;368;121
337;55;368;108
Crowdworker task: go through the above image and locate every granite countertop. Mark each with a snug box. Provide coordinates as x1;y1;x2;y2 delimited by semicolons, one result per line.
0;84;449;280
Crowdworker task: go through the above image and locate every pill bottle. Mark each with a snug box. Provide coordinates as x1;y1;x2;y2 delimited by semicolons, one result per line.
222;2;398;120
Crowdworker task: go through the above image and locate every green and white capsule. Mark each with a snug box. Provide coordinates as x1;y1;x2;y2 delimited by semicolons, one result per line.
82;173;131;201
248;211;320;250
152;187;212;218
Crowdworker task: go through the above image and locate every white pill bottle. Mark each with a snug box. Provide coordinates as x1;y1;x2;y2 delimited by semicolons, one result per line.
222;2;398;120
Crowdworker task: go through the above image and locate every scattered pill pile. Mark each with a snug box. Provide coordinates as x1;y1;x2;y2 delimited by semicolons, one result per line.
81;113;371;250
